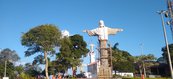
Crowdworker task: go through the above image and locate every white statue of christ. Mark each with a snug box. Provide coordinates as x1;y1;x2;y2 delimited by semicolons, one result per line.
83;20;123;40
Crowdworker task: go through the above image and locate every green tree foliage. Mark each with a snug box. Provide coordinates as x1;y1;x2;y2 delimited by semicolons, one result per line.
21;24;61;79
134;54;156;75
0;62;16;79
0;48;20;78
18;72;35;79
162;43;173;63
70;34;88;58
134;54;156;63
113;61;135;72
24;63;42;77
54;37;72;75
15;65;24;75
112;43;156;75
0;48;20;62
70;34;89;76
55;34;89;76
112;43;135;72
0;64;3;77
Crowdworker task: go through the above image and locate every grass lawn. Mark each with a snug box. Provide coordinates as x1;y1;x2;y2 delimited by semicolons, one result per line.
123;77;171;79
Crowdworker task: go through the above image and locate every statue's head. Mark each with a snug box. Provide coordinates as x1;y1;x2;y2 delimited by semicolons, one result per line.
99;20;105;27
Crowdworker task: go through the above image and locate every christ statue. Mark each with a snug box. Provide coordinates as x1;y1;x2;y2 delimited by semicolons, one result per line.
83;20;123;78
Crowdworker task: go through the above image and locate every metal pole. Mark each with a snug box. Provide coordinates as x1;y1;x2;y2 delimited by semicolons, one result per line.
4;60;7;77
140;43;146;78
167;0;173;19
167;0;173;39
158;10;173;79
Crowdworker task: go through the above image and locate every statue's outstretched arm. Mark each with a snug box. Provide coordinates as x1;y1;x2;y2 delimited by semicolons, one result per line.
108;28;123;35
83;29;97;36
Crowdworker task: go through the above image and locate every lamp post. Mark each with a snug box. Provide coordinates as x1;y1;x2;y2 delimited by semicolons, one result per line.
157;10;173;79
140;43;146;78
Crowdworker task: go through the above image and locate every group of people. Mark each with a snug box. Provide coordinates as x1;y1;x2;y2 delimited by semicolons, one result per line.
51;74;62;79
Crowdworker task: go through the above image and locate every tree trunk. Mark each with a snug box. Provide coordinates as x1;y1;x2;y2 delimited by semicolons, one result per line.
139;65;142;77
44;51;49;79
72;66;74;77
142;61;146;77
72;66;76;77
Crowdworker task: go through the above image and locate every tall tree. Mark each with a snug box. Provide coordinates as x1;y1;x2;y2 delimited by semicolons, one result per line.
21;24;61;79
162;43;173;63
111;43;135;72
70;34;88;76
56;37;72;75
56;34;89;77
15;65;24;76
134;54;156;77
0;48;20;78
0;61;16;78
24;63;42;77
0;48;20;62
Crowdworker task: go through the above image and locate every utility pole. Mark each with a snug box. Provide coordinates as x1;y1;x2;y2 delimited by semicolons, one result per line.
157;10;173;79
167;0;173;20
166;0;173;39
140;43;146;78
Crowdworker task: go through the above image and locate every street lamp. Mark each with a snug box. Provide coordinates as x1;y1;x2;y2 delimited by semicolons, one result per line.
162;9;173;40
157;10;173;79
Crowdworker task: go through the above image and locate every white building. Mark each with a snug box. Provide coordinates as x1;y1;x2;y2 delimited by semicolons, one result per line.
87;60;100;78
116;72;134;78
86;44;100;78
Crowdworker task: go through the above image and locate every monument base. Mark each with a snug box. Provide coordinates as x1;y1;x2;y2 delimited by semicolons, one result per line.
98;67;112;79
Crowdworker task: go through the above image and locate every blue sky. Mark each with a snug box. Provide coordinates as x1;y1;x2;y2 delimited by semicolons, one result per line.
0;0;172;73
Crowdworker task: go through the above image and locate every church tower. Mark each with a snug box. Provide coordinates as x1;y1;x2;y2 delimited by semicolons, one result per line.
89;44;95;63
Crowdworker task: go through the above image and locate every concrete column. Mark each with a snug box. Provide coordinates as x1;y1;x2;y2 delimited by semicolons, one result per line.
98;40;111;79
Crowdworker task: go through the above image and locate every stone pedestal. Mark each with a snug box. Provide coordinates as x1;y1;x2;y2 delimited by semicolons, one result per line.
98;67;112;79
98;40;112;79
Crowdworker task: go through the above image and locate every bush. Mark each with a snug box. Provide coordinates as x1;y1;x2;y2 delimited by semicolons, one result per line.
18;73;35;79
113;74;122;78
